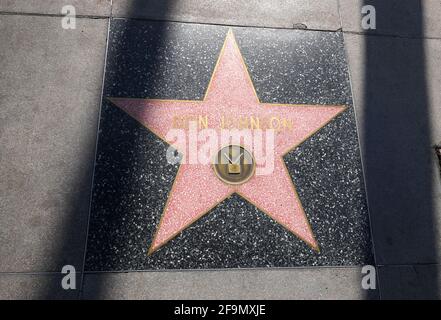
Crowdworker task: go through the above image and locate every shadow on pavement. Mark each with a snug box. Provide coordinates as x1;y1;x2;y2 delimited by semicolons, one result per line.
361;0;439;299
77;0;176;300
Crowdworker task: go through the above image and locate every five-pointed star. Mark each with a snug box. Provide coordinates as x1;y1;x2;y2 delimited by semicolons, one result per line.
108;29;346;254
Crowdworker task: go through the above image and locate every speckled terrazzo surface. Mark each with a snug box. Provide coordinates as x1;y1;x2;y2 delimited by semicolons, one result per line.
84;19;373;271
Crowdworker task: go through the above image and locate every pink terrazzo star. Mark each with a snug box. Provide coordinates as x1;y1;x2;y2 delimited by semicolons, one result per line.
109;29;346;254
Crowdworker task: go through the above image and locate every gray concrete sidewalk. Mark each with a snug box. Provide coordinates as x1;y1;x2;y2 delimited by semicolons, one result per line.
0;0;440;299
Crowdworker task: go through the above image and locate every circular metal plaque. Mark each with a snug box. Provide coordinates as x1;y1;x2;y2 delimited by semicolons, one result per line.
213;145;255;185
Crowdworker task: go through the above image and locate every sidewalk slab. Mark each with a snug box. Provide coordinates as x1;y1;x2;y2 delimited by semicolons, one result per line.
0;273;80;300
83;267;378;299
344;33;441;265
84;20;372;271
112;0;341;30
0;0;111;16
0;15;108;272
339;0;441;38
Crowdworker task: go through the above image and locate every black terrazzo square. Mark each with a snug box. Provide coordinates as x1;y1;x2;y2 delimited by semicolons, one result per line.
84;18;373;271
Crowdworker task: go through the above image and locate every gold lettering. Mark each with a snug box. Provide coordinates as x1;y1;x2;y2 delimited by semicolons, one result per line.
172;116;180;129
238;117;249;129
269;116;280;131
199;115;208;129
220;115;226;129
281;118;293;130
250;116;260;130
171;114;293;131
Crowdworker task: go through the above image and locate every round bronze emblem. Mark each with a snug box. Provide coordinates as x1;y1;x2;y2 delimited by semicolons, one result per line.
213;145;255;185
